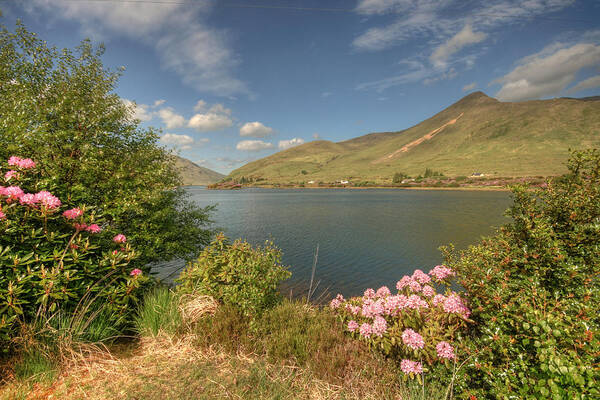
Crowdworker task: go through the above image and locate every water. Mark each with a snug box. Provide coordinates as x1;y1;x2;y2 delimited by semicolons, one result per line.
156;187;511;298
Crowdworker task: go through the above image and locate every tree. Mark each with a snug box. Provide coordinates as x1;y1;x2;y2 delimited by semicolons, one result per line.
0;21;213;268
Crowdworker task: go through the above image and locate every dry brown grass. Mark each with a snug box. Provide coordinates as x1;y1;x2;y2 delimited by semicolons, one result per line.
178;294;218;326
1;333;410;400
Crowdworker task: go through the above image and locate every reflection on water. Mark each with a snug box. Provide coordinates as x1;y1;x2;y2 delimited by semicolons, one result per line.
155;188;511;298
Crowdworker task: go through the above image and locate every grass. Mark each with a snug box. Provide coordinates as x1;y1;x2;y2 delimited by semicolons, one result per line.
226;92;600;183
134;286;183;337
1;296;451;399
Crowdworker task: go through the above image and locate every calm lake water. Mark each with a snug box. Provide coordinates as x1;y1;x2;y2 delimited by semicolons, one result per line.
156;187;511;298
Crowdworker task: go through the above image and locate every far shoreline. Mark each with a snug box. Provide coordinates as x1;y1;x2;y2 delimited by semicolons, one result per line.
200;184;512;192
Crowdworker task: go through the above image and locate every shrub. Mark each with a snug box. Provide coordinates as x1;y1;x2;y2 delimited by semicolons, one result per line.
0;22;213;269
177;234;291;317
331;266;471;383
0;157;146;343
444;150;600;399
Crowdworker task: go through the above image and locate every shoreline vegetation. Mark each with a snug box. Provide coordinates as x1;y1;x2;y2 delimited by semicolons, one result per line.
1;22;599;400
207;175;550;191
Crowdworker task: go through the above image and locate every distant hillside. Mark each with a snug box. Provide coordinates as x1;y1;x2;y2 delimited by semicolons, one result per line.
174;156;224;186
227;92;600;184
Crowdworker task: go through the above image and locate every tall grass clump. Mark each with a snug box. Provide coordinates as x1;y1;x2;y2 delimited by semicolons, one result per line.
134;287;182;337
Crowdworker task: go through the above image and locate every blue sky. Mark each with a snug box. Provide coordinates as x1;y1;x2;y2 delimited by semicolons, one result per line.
2;0;600;173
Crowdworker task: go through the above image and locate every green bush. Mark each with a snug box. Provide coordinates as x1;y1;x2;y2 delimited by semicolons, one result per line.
177;234;291;317
0;157;146;343
444;150;600;399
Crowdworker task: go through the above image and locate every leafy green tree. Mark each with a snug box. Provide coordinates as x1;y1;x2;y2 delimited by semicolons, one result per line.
0;21;213;268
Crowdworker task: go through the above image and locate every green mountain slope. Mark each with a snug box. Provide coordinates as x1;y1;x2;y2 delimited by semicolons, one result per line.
174;156;224;186
228;92;600;183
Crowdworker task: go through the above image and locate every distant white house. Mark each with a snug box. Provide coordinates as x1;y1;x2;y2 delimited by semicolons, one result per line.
471;172;485;177
339;180;349;185
308;180;315;184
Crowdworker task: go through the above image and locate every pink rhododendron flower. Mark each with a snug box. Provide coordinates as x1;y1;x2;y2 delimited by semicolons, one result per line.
63;208;83;219
347;320;359;332
130;269;142;276
361;298;385;318
359;323;373;338
412;269;431;284
429;265;455;281
376;286;391;298
401;329;425;349
443;293;471;317
384;295;407;315
74;223;88;231
112;249;119;255
400;359;423;375
86;224;102;234
372;315;387;337
4;186;24;200
113;234;127;243
4;170;18;181
330;294;344;309
421;285;435;297
436;341;455;359
345;304;361;315
17;158;35;169
19;193;36;205
432;294;446;306
8;157;35;169
408;279;422;293
396;275;412;290
406;294;428;310
34;191;61;209
363;288;376;299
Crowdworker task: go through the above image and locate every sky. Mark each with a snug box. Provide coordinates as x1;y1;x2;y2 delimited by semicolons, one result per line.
2;0;600;174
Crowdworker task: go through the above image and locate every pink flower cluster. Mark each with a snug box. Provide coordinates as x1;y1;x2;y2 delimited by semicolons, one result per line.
436;341;455;359
347;320;359;332
130;268;142;277
401;328;425;349
63;207;84;219
113;234;127;243
8;156;36;169
4;170;18;181
400;359;423;375
0;186;62;209
330;293;344;309
442;293;471;318
429;265;455;281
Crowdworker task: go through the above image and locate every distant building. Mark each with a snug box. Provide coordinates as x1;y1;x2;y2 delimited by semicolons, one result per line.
471;172;485;177
308;180;315;184
339;180;349;184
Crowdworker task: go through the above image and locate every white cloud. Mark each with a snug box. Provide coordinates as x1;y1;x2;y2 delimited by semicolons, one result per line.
193;100;207;112
355;0;412;15
356;61;429;91
29;0;247;96
188;113;233;132
122;99;153;122
239;121;274;138
430;25;487;67
236;140;274;151
567;75;600;94
353;0;573;52
153;99;166;107
160;133;195;150
463;82;477;91
493;42;600;101
158;108;186;129
278;138;305;150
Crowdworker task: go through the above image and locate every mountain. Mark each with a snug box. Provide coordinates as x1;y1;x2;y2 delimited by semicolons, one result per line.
174;156;224;186
227;92;600;184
